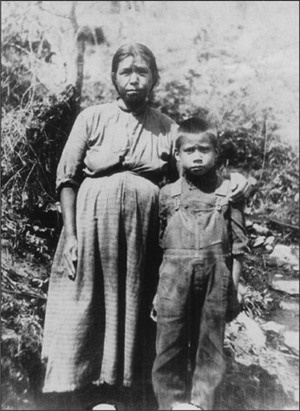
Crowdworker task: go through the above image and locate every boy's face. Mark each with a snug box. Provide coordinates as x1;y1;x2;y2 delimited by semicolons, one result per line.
175;133;217;177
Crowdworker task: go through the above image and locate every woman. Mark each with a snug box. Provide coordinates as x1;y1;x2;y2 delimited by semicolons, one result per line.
41;43;249;405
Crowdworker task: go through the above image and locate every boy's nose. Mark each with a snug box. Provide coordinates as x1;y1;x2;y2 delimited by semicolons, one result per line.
129;72;139;83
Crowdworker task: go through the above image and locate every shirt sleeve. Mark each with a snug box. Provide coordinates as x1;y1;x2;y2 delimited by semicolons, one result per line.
56;109;90;193
230;201;249;256
158;187;170;248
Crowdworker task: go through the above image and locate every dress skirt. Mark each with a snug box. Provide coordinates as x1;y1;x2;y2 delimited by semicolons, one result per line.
41;171;159;392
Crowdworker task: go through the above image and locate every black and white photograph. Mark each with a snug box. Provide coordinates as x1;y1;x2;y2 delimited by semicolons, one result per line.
1;1;299;410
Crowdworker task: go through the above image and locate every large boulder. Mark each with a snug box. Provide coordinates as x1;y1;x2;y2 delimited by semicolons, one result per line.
271;280;299;295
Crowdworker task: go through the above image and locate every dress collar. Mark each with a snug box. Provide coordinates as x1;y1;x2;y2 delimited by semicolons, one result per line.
116;97;148;115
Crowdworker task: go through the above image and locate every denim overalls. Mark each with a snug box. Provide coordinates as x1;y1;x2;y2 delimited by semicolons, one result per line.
152;177;243;410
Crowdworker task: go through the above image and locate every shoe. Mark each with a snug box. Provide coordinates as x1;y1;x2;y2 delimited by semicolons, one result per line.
92;404;117;410
172;403;202;410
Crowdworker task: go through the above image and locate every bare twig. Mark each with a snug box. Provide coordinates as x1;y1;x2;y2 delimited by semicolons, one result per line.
2;264;30;279
268;218;299;232
259;119;267;184
2;287;47;301
36;4;72;21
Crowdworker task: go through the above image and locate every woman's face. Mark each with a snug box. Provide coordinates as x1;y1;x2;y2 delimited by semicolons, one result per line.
114;55;153;106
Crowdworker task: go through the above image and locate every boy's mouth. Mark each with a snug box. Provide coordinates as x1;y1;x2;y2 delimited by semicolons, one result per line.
190;166;207;174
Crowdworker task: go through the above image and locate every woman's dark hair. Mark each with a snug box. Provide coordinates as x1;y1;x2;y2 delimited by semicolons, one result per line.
111;43;160;91
176;117;218;150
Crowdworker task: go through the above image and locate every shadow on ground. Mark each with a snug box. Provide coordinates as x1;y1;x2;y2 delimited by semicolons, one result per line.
214;349;296;411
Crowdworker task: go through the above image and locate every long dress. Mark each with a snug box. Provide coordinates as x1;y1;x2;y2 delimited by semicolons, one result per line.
41;100;178;393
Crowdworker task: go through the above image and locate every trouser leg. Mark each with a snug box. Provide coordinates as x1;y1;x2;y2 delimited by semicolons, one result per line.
190;257;229;410
152;257;191;410
191;313;226;410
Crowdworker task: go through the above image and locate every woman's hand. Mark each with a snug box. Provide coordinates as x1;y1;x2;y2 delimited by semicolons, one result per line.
230;172;253;202
150;293;158;322
63;235;78;280
60;186;78;280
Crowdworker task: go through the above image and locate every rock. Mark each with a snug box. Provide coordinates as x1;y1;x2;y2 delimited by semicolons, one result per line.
274;274;283;278
269;245;299;267
284;331;299;353
225;312;266;367
291;245;299;259
265;244;274;253
261;321;285;334
172;404;201;410
253;236;266;247
271;280;299;295
245;219;253;228
265;236;275;246
265;236;275;252
232;312;266;348
279;300;299;311
253;223;270;235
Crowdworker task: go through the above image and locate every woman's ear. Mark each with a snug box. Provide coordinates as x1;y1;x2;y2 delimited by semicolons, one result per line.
111;72;119;93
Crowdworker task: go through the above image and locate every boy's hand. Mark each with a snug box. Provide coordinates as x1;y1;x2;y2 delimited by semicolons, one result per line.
230;172;253;202
63;235;78;280
150;294;158;322
237;282;248;303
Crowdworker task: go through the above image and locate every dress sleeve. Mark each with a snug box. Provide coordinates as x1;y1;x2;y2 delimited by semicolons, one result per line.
230;201;249;256
56;109;90;193
166;123;180;184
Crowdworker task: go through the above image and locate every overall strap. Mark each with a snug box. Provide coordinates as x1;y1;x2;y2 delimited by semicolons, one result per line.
171;177;231;211
171;178;182;211
215;178;231;211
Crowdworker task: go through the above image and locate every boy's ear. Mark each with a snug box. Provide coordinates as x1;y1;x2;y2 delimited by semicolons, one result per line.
175;148;180;162
214;147;219;166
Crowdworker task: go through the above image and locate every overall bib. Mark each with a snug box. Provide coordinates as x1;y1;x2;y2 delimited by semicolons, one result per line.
152;178;240;410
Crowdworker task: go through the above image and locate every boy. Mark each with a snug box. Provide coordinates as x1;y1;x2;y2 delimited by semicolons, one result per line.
151;118;248;410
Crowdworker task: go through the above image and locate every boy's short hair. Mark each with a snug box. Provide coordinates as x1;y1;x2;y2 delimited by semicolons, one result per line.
176;117;218;150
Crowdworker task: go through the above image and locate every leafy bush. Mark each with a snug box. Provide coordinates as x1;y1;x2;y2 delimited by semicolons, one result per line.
2;85;77;212
2;293;44;407
241;287;273;318
2;85;77;259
